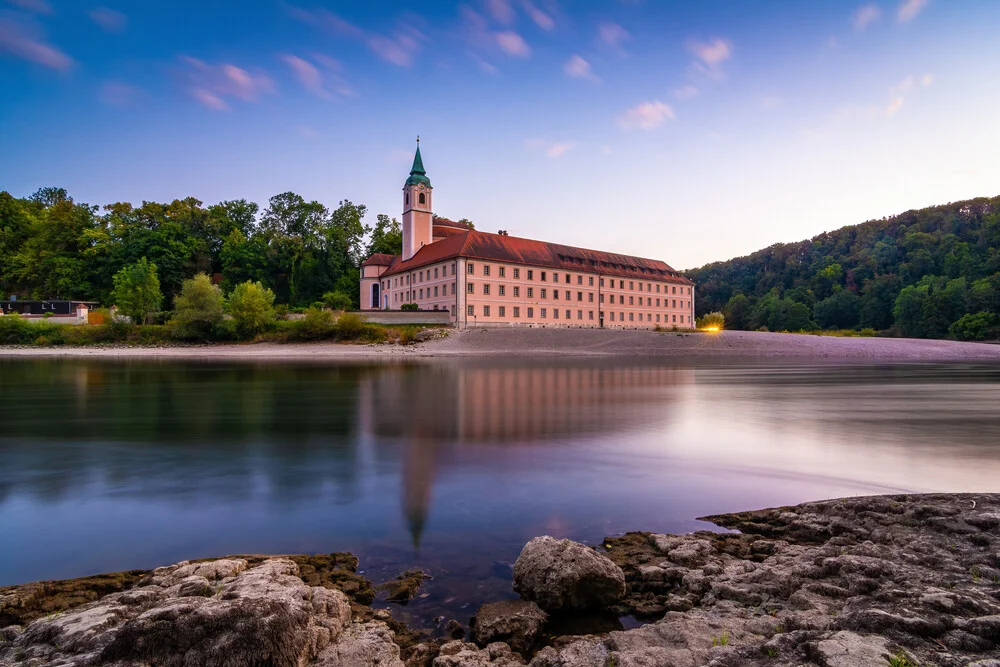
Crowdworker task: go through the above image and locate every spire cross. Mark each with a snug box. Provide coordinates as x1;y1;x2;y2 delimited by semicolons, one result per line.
416;135;420;144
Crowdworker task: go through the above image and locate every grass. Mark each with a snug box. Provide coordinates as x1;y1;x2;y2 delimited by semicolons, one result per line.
0;312;444;347
710;631;730;647
888;650;917;667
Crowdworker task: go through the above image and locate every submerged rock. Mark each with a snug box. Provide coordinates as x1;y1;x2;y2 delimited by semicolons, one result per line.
379;568;432;604
513;536;625;612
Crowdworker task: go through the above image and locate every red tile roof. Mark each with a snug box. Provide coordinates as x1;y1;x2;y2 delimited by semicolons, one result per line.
361;253;397;267
377;230;692;284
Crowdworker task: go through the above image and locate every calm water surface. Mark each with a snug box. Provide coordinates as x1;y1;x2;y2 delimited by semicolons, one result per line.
2;358;1000;628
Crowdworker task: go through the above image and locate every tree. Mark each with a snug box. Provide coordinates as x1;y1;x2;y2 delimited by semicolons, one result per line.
366;214;403;256
893;285;929;337
228;280;276;338
949;312;998;341
723;293;751;330
322;291;353;311
813;289;860;329
111;257;162;325
172;273;224;338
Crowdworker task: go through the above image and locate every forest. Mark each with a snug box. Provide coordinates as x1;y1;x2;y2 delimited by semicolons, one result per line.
0;187;403;310
686;195;1000;341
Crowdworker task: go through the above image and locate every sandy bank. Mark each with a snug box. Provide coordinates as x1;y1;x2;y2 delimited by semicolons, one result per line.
2;329;1000;362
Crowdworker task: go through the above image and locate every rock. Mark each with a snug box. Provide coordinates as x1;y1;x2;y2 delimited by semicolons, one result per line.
473;600;547;654
433;640;525;666
379;569;431;604
315;620;406;666
444;618;467;640
513;537;625;612
811;631;894;667
966;614;1000;642
527;639;608;667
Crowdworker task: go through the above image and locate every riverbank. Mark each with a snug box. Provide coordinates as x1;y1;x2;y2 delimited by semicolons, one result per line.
3;328;1000;361
2;493;998;666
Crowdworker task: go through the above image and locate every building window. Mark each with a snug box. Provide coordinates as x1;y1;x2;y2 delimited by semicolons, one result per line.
589;311;594;320
647;298;652;306
565;290;571;300
419;288;423;298
673;299;677;308
600;294;604;303
688;287;692;295
468;263;475;274
589;277;594;286
610;312;615;322
554;290;559;300
513;286;520;297
577;275;583;285
514;307;520;318
629;312;635;321
553;273;559;282
541;271;547;281
540;288;547;299
483;265;490;276
565;309;571;319
638;282;643;292
513;268;520;279
527;270;534;280
647;283;652;292
577;292;583;301
619;295;624;304
434;286;439;296
483;284;491;295
499;306;506;317
565;274;571;284
499;266;506;278
528;307;534;318
629;281;634;290
672;286;677;294
468;305;474;316
468;283;475;294
527;287;534;298
451;284;456;294
629;296;634;305
673;314;677;323
499;285;506;296
483;305;491;317
577;310;583;320
588;293;594;302
434;268;439;278
553;309;559;319
656;284;660;293
540;308;547;318
600;278;605;287
619;280;624;289
656;298;661;307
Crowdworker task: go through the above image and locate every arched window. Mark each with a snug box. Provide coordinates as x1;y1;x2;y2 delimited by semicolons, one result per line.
419;192;426;204
405;193;409;205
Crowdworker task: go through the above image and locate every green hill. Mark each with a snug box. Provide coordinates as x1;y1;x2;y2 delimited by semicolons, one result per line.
685;195;1000;340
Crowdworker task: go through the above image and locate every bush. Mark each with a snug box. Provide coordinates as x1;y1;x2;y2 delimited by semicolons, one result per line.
0;314;33;344
295;307;336;340
949;311;998;341
335;312;367;339
400;303;418;311
228;281;277;339
111;257;163;325
171;273;224;340
323;291;354;311
697;311;725;330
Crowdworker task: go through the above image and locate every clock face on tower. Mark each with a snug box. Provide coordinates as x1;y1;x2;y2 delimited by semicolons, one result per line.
419;184;425;190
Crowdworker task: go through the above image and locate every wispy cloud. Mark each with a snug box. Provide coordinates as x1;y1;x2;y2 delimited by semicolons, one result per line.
597;21;630;54
5;0;51;14
526;138;574;157
281;53;353;99
921;73;933;86
564;54;598;82
0;13;72;70
617;101;674;130
486;0;514;25
687;37;732;80
884;97;904;116
99;80;143;106
289;7;424;68
897;0;928;22
88;7;127;33
673;84;699;101
180;57;274;110
495;30;530;57
522;1;554;30
890;74;916;95
853;4;881;31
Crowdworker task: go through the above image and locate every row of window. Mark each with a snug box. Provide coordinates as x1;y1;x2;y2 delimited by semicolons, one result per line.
466;283;689;308
466;262;691;295
463;304;692;325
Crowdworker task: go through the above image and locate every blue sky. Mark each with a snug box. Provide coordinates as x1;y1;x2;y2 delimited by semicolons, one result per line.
2;0;999;269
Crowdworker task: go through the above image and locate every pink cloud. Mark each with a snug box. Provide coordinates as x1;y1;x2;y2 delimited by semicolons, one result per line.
486;0;514;25
289;6;423;68
0;14;72;70
853;4;881;32
564;54;598;82
6;0;51;14
897;0;928;22
617;101;675;130
99;80;144;106
181;57;274;110
522;1;554;30
687;37;732;79
88;7;127;33
598;22;630;54
281;53;353;99
496;30;530;57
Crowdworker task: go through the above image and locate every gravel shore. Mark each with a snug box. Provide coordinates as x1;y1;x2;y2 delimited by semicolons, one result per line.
2;329;1000;362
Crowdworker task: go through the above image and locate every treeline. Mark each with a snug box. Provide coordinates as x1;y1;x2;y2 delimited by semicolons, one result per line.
0;187;404;309
686;195;1000;341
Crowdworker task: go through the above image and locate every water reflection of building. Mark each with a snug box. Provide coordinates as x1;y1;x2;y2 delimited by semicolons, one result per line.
355;364;693;548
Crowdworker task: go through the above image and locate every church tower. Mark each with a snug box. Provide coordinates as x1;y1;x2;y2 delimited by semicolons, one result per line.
402;139;433;261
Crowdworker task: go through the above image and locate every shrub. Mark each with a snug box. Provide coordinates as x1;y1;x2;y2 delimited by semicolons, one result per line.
274;304;289;321
400;303;419;312
335;312;367;339
171;273;224;340
697;311;725;330
323;291;354;311
227;281;277;339
0;314;33;344
295;307;336;340
949;311;998;341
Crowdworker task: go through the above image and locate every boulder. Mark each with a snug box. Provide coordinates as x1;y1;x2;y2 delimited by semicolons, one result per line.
513;537;625;612
812;630;895;667
473;600;547;654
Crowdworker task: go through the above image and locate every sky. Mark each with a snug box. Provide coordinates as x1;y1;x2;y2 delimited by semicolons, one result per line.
2;0;999;270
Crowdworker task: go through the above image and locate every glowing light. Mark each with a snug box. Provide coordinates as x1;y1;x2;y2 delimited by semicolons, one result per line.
703;326;721;332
